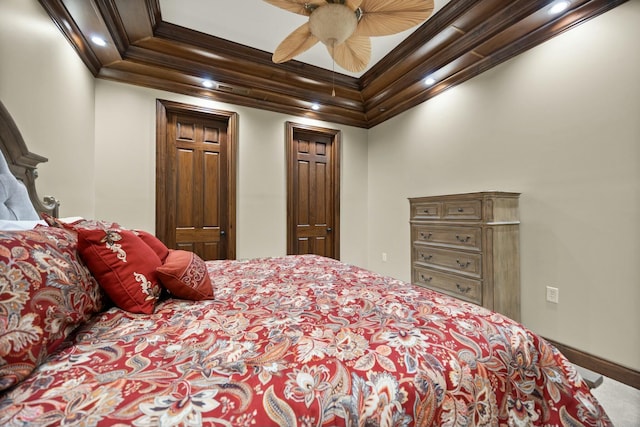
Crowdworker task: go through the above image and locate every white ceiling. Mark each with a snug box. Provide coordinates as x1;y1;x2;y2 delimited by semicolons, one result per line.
159;0;451;77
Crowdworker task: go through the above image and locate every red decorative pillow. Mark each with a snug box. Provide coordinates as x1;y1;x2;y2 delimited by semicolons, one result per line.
134;229;169;263
156;250;213;300
0;227;104;391
76;228;162;314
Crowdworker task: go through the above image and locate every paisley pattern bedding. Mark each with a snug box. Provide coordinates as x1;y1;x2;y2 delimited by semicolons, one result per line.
0;255;611;426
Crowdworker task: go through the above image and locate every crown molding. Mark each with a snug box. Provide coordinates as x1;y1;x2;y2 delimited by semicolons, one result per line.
38;0;626;128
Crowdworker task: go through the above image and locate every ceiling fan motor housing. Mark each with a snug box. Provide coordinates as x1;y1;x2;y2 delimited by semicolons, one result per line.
309;3;358;46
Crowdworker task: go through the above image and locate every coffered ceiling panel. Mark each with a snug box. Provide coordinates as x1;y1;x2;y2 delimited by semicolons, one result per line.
38;0;626;128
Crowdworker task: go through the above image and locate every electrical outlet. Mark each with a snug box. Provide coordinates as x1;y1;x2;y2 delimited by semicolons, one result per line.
546;286;559;303
382;252;388;262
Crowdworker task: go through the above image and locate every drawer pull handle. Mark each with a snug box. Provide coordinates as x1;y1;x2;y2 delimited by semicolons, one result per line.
456;284;471;294
420;274;433;283
457;208;464;213
420;232;433;240
421;254;433;261
455;235;471;243
456;259;471;269
423;209;430;214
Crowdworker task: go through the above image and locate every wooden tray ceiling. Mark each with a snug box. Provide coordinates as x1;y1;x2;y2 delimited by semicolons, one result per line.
38;0;625;129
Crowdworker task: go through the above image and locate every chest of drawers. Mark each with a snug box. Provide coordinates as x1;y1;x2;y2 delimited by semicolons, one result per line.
409;192;520;321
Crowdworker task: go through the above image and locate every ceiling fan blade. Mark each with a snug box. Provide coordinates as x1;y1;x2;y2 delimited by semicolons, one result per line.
262;0;326;16
355;0;434;36
273;23;320;63
329;36;371;73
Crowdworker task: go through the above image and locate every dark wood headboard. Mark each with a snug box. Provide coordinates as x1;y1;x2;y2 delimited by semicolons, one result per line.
0;100;59;217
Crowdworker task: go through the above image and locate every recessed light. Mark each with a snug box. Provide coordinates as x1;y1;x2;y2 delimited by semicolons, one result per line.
91;36;107;47
311;103;320;111
549;1;570;15
424;77;436;86
202;80;214;88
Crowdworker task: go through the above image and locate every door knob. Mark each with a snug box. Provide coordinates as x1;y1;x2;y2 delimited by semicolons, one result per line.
220;230;226;236
327;227;332;232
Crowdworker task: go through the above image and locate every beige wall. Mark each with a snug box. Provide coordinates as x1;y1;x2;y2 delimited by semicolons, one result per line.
0;0;96;218
0;0;369;266
367;1;640;370
93;81;369;265
1;0;638;371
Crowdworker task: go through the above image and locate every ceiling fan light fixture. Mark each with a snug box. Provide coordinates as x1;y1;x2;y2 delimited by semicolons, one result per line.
309;4;358;46
264;0;434;73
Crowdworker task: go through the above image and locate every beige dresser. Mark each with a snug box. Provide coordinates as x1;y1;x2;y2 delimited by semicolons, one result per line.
409;192;520;321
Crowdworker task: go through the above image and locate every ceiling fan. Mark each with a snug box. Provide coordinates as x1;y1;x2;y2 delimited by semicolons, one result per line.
263;0;435;73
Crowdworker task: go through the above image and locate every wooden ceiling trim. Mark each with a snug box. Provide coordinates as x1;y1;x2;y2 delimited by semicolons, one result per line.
470;0;627;71
36;0;627;129
543;0;628;38
94;0;155;54
365;54;488;128
122;41;365;114
366;0;628;128
358;2;476;105
362;0;625;120
361;0;482;85
38;0;104;75
152;22;361;92
362;0;551;114
360;0;506;101
147;24;367;114
131;36;364;105
363;52;481;125
60;0;122;66
108;0;157;42
101;3;366;116
473;0;591;56
359;26;466;103
446;0;506;33
98;63;370;128
99;0;362;113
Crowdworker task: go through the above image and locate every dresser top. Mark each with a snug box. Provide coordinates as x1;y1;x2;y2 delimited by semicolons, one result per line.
409;191;520;202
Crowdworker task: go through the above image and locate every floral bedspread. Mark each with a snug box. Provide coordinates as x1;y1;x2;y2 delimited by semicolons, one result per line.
0;255;610;426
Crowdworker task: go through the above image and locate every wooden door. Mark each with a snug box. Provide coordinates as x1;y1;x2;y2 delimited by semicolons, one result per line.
287;122;340;259
156;100;237;260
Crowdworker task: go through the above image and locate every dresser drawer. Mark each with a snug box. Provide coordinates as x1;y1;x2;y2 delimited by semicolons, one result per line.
411;201;442;220
413;245;482;278
413;266;482;305
443;200;482;220
414;225;482;251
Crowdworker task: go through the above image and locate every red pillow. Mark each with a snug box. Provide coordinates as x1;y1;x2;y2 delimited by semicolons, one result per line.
156;250;213;300
76;228;162;314
0;227;103;391
134;230;169;262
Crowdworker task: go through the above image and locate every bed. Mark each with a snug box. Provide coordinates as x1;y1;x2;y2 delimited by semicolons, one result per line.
0;99;612;426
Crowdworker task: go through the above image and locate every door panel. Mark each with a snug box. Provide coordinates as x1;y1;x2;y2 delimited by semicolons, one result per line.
287;122;340;259
176;148;195;227
173;114;226;260
156;100;237;261
203;151;220;226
